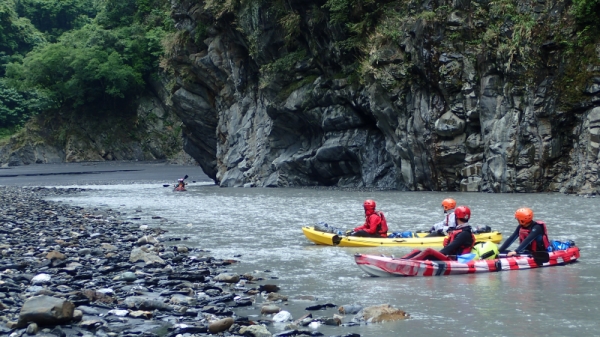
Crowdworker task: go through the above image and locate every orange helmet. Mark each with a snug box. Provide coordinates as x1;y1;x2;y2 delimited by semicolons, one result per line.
454;206;471;221
363;199;376;210
515;208;533;226
441;198;456;211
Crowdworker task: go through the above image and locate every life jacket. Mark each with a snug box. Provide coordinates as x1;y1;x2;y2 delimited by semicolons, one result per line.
518;220;550;252
373;211;388;237
443;226;476;254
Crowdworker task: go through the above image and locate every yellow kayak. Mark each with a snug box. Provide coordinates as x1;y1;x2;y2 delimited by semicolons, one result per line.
302;226;503;248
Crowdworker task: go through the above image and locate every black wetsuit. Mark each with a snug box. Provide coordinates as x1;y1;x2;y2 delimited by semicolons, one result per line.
439;225;474;256
498;222;545;254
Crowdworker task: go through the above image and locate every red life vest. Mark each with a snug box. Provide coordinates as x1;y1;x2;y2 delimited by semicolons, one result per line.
443;227;476;254
374;211;388;237
518;220;550;251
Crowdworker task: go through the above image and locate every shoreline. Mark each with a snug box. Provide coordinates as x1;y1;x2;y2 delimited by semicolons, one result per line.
0;186;277;336
0;161;212;187
0;186;377;337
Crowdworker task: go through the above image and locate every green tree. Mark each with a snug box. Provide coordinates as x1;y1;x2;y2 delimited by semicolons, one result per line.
572;0;600;25
2;0;171;127
96;0;137;28
0;79;50;128
6;24;145;109
0;0;46;54
16;0;99;39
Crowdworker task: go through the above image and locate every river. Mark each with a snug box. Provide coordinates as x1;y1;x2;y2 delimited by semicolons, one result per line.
3;162;598;337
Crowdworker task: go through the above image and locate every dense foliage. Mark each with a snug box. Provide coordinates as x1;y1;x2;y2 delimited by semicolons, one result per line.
0;0;171;131
572;0;600;25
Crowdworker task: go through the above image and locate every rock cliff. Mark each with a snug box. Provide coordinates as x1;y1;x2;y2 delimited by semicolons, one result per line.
161;0;600;193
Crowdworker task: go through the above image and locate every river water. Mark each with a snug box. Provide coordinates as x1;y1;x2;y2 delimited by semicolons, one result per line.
6;163;598;337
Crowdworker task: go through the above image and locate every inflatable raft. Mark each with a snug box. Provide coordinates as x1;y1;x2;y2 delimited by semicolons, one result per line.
354;246;580;277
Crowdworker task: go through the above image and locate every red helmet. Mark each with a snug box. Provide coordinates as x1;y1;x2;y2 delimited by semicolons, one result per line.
454;206;471;221
363;199;376;210
515;208;533;226
442;198;457;211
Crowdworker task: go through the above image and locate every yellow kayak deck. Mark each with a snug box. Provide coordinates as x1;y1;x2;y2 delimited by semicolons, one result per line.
302;226;503;247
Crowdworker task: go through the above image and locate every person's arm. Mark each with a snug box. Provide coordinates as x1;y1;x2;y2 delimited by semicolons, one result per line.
353;223;366;232
430;220;443;232
498;226;520;252
361;214;381;234
513;224;545;253
439;231;472;255
446;213;456;229
431;215;449;232
354;215;373;232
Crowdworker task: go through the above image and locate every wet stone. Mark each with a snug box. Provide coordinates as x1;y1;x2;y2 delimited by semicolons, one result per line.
214;273;240;283
261;304;281;314
119;272;137;282
26;322;39;335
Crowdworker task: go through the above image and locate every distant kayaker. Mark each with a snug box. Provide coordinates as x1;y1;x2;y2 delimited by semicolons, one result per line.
175;178;186;191
349;200;388;238
402;206;475;260
426;198;457;237
499;208;550;256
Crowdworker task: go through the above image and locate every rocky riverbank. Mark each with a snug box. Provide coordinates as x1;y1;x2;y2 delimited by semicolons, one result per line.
0;186;408;337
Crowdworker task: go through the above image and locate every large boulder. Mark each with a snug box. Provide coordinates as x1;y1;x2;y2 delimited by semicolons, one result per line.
17;295;75;328
208;317;234;334
239;324;272;337
129;247;165;265
354;304;409;323
123;296;172;311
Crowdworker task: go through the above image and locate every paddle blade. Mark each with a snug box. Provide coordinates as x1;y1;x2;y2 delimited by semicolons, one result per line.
184;175;188;179
163;184;170;187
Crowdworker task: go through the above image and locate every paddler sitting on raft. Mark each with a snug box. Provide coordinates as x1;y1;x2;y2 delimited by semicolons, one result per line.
498;207;550;256
402;206;476;261
426;198;457;237
347;199;388;238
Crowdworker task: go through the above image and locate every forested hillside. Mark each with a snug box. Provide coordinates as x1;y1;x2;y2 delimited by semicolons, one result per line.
0;0;193;164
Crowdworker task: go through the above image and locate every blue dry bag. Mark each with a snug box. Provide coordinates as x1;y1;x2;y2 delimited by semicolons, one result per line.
547;240;575;252
400;231;413;238
457;253;476;263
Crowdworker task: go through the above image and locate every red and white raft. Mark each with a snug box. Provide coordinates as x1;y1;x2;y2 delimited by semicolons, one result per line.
354;247;581;277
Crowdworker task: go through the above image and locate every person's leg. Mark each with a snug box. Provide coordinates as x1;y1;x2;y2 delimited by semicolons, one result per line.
410;248;450;261
400;249;421;259
350;230;379;237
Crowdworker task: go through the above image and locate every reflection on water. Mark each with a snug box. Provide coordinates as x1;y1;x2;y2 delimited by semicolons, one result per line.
47;183;600;337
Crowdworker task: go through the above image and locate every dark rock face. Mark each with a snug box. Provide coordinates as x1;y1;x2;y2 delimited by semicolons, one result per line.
162;0;600;194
